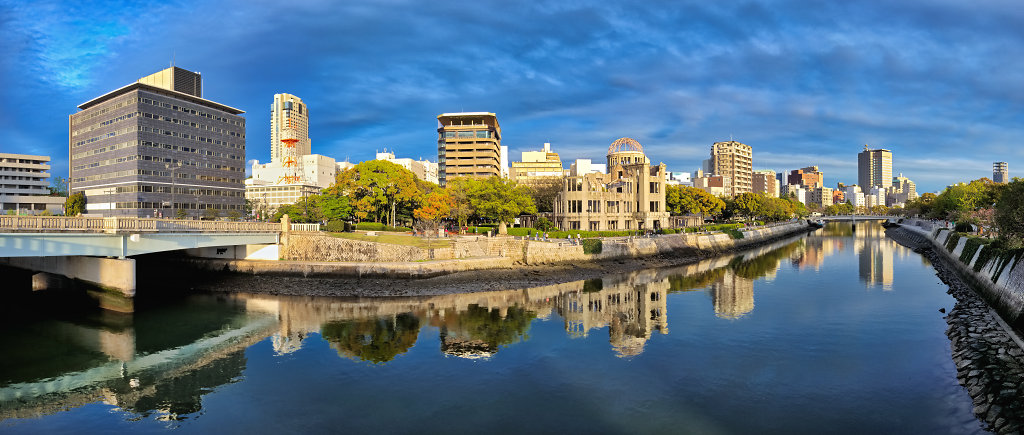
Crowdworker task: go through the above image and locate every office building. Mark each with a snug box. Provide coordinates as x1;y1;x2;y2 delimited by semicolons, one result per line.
437;112;502;186
710;141;752;196
994;162;1009;184
510;143;564;186
550;137;669;231
0;153;65;215
270;94;311;163
788;166;823;189
858;146;892;189
888;173;917;207
752;170;779;197
69;66;246;218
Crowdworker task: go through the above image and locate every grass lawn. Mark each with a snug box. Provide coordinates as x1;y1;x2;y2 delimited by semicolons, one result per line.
327;231;453;249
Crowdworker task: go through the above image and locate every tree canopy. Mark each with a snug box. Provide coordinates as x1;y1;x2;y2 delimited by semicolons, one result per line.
334;160;421;226
666;185;725;218
64;192;85;216
465;176;536;233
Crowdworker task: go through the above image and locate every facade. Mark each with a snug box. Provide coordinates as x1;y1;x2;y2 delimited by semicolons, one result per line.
374;150;439;184
752;170;779;197
550;138;669;231
787;166;823;189
844;185;865;208
270;94;311;163
665;171;692;186
510;143;564;186
245;184;323;220
808;187;834;208
693;174;730;197
832;189;846;205
888;173;917;207
251;154;337;189
437;112;502;186
780;184;807;204
69;66;246;218
857;146;893;189
994;162;1009;184
0;153;65;214
710;141;752;196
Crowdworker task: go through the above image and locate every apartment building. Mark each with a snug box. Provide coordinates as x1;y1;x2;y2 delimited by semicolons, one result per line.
710;141;752;196
510;142;564;187
994;162;1009;184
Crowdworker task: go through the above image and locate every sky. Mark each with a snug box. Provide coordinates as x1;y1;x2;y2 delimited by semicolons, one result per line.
1;0;1022;194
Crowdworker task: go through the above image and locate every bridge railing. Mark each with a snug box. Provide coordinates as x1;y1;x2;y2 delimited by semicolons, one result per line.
0;216;281;233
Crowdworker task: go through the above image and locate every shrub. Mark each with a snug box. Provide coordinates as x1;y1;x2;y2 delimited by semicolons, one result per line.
581;239;602;254
355;222;411;232
945;232;963;252
954;222;974;233
960;236;991;264
723;229;744;239
325;220;347;232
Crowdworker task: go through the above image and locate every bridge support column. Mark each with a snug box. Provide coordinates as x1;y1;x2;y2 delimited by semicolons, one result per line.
0;256;136;298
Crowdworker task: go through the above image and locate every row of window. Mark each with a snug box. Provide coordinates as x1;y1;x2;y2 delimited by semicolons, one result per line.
567;220;635;230
442;130;493;139
139;126;242;150
141;112;243;139
71;112;140;136
112;184;243;197
141;140;244;160
558;200;644;214
73;126;137;147
114;202;242;210
73;168;242;184
75;96;137;122
73;154;242;173
139;96;242;127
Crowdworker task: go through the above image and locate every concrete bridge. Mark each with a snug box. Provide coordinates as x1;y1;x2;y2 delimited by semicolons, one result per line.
0;216;283;303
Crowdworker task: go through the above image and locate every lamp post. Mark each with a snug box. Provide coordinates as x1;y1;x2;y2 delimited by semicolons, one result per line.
166;162;182;219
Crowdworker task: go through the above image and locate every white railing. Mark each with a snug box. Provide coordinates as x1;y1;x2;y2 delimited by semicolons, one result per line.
290;223;321;232
0;215;281;233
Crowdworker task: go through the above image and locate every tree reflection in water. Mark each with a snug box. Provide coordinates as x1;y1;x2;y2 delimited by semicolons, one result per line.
432;305;537;359
320;313;422;364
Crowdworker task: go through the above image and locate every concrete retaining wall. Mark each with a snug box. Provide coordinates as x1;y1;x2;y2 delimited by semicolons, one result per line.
184;256;514;279
902;219;1024;324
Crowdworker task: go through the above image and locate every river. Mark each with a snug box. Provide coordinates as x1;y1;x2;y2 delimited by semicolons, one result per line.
0;221;986;433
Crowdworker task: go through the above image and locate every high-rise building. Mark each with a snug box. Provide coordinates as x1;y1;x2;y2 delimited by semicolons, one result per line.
710;140;752;196
994;162;1009;184
69;66;246;218
510;143;564;186
858;146;892;189
888;173;918;207
437;112;502;186
752;170;779;197
0;153;65;215
787;166;823;189
270;94;311;163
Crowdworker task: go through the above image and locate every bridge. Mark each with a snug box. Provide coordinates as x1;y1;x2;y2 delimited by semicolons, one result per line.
818;215;891;221
0;216;284;304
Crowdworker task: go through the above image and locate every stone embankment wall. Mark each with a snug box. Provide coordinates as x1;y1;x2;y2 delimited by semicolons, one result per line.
281;221;810;266
900;219;1024;324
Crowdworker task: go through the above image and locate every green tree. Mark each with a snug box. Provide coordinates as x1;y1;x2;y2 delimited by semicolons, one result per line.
666;186;725;220
930;178;1001;220
524;178;562;213
227;210;242;221
445;178;475;229
533;216;555;231
49;176;68;196
176;208;187;219
64;192;86;216
202;207;220;220
321;313;422;364
335;161;421;226
995;179;1024;243
731;192;764;220
314;193;352;222
466;177;536;234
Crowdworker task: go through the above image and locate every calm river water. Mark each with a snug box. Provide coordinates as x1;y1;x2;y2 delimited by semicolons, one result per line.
0;222;986;433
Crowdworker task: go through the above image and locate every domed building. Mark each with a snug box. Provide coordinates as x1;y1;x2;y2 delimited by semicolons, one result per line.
549;137;669;232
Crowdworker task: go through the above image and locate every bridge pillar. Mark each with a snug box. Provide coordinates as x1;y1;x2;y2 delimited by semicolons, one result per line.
0;256;136;298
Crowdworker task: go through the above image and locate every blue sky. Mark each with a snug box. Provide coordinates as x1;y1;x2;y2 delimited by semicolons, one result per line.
1;0;1022;193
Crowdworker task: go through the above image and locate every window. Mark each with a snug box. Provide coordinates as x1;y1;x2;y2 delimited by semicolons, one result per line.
570;221;581;230
650;201;660;212
650;182;659;193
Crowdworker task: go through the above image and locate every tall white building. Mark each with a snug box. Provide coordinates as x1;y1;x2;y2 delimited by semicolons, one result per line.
270;93;311;164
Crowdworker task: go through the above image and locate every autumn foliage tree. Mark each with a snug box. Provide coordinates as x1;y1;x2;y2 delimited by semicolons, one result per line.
413;189;454;232
334;160;421;226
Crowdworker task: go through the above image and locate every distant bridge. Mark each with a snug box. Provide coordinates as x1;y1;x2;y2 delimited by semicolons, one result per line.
818;215;891;221
0;216;284;304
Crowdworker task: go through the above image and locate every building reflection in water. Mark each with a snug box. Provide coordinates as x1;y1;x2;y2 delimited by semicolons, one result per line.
1;227;862;422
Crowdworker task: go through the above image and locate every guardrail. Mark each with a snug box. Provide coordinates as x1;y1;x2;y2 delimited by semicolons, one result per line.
0;216;281;233
290;223;321;232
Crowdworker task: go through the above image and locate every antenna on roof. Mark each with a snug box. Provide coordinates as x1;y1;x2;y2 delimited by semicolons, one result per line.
171;50;175;68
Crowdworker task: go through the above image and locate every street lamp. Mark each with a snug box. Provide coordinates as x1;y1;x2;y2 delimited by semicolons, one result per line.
166;162;182;219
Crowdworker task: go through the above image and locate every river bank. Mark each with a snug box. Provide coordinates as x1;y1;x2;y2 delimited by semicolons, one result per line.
160;221;815;298
887;226;1024;434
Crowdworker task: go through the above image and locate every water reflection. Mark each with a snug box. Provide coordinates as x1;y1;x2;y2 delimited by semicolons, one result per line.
2;222;911;424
